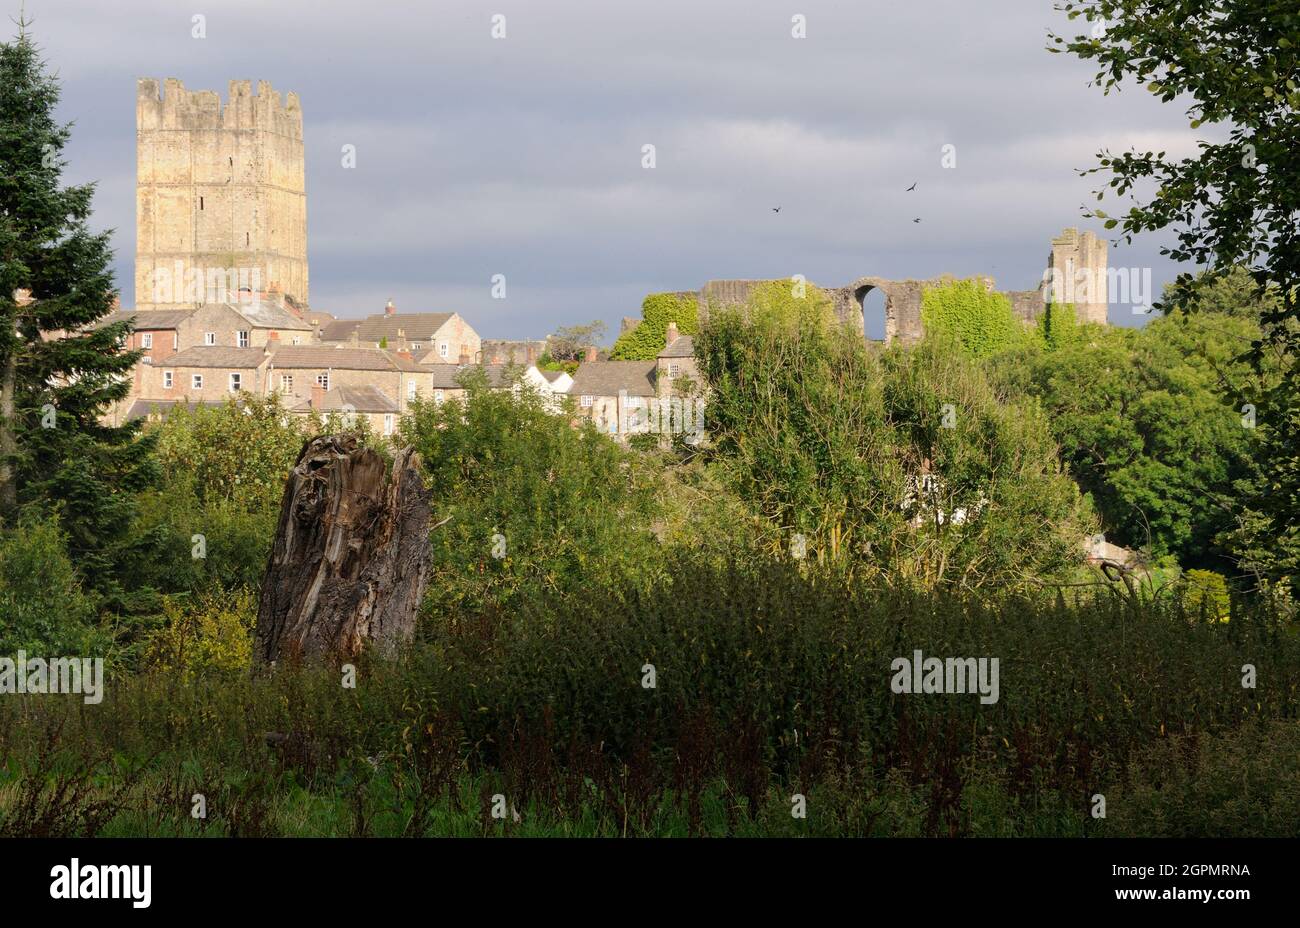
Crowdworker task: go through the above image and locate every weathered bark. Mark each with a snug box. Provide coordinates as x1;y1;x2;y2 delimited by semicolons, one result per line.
255;434;431;663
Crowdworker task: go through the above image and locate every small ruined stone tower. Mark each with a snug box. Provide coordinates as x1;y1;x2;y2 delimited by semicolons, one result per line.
135;79;308;310
1046;227;1108;325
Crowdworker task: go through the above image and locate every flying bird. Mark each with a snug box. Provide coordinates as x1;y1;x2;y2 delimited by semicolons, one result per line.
912;218;922;223
906;182;917;191
772;207;781;213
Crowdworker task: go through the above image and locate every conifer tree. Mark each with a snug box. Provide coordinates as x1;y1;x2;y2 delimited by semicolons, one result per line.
0;22;156;588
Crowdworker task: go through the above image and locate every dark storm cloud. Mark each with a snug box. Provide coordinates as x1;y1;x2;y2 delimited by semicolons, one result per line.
25;0;1199;338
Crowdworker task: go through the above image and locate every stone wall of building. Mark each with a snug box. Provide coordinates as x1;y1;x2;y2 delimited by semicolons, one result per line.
141;360;267;403
136;79;308;311
264;365;434;414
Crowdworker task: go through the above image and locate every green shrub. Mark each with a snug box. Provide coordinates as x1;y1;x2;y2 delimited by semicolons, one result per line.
0;515;105;655
695;284;1094;590
144;587;257;676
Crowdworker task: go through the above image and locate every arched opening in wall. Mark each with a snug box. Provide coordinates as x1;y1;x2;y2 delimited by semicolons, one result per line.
857;286;887;342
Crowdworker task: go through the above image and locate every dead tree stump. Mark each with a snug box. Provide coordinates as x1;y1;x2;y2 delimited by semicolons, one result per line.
255;434;432;663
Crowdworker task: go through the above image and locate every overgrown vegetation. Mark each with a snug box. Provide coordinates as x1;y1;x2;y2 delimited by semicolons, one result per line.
1;560;1296;837
610;292;699;360
2;20;1299;838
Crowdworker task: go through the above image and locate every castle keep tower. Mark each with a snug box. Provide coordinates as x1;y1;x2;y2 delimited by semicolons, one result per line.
135;79;307;310
1046;227;1108;325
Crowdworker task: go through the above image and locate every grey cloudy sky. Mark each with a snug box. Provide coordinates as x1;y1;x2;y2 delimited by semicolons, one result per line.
25;0;1200;340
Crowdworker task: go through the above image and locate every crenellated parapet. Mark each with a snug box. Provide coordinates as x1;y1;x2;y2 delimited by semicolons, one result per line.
136;78;303;139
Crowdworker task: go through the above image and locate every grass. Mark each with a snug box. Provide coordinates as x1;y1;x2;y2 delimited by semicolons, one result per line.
2;556;1298;837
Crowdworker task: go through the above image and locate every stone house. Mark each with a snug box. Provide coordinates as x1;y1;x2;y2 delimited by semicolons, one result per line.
655;322;698;398
124;344;432;433
263;346;434;419
291;384;403;437
567;360;658;438
320;303;481;365
178;299;314;349
138;345;270;407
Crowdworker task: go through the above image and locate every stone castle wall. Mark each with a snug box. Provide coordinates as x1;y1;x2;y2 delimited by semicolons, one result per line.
690;229;1105;345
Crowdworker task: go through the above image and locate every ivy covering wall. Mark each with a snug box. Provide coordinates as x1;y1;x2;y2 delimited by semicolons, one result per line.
920;278;1024;357
610;292;699;360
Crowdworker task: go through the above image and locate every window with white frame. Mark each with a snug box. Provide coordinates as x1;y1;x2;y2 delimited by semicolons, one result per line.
291;336;302;345
229;372;242;392
192;373;203;390
411;343;421;352
141;333;153;349
204;332;216;346
438;342;449;358
141;356;152;365
580;395;593;408
280;374;293;392
433;389;444;405
668;363;681;377
383;414;395;436
163;371;173;389
316;372;330;390
237;331;249;348
407;380;417;400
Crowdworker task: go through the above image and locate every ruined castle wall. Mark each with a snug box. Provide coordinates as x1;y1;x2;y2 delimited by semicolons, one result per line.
1007;290;1047;325
136;79;308;310
1047;227;1108;325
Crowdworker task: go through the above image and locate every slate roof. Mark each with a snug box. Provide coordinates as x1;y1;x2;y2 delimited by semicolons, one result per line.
421;362;526;389
228;301;314;331
267;346;428;372
292;384;400;414
423;363;467;389
96;309;194;330
320;312;455;343
124;398;227;420
539;369;568;384
319;318;362;341
163;347;267;368
568;360;657;398
658;334;695;359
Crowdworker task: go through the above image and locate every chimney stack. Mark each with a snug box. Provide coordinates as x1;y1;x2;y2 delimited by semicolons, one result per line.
311;382;326;409
265;330;279;355
584;346;599;363
665;322;679;346
526;343;538;364
385;299;396;316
